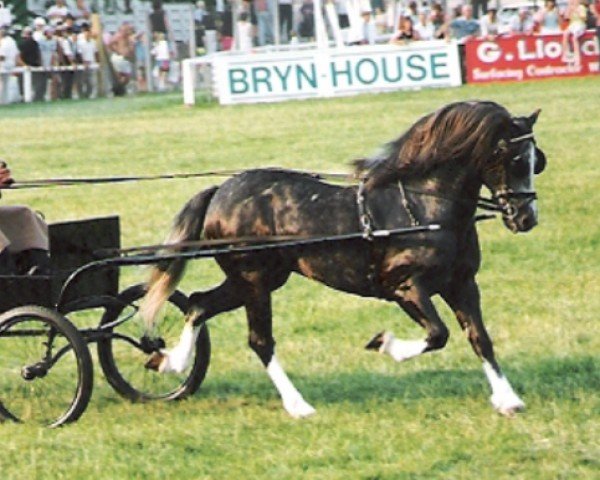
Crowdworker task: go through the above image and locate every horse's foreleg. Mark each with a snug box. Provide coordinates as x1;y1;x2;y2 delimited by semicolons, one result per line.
366;285;449;362
146;280;244;373
245;291;316;419
442;278;525;416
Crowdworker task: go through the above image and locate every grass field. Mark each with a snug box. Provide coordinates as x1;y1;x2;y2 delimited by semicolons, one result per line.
0;77;599;479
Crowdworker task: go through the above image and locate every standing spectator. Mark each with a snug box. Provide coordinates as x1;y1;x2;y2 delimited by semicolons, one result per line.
109;22;135;93
76;23;97;98
406;1;419;24
278;0;293;42
508;7;534;34
151;32;170;91
220;2;234;50
0;26;20;104
414;10;434;40
360;8;377;45
38;26;58;100
236;12;253;51
33;17;47;42
536;0;561;34
592;0;600;66
254;0;274;46
71;0;91;27
18;26;45;102
133;30;147;91
149;0;169;36
0;1;12;29
55;25;75;99
298;0;315;40
479;6;500;39
336;0;350;30
562;0;587;66
47;0;70;26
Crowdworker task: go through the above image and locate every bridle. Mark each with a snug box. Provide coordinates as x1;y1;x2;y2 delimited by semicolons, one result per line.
356;131;541;234
486;131;538;223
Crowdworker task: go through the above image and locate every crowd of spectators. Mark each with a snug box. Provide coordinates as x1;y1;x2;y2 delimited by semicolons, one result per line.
0;0;175;104
1;0;598;104
189;0;598;52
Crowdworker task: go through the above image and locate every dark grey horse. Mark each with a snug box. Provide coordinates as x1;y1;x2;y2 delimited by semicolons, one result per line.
141;101;546;418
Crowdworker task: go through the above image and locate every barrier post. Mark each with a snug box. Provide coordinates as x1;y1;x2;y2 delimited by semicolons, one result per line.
23;68;33;103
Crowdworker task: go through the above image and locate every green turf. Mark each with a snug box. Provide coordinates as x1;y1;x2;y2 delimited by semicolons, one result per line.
0;77;598;479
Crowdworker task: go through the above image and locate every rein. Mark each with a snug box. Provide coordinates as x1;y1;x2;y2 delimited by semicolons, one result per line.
1;169;353;190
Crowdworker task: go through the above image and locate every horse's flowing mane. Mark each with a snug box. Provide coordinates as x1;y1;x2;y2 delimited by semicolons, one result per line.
354;101;513;188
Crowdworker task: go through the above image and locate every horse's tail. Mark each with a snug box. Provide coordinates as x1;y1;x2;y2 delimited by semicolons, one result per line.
140;186;219;332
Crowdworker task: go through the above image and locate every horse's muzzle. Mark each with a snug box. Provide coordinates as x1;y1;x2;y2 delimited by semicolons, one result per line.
502;203;538;233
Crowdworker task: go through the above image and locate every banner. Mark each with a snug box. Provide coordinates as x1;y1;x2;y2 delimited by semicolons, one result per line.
211;42;462;105
465;32;599;83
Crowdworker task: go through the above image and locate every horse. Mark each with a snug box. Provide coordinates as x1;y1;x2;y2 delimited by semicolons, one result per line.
140;100;547;418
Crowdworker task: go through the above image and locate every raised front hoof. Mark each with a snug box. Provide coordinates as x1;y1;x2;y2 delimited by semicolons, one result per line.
365;331;386;351
144;352;166;372
491;395;526;417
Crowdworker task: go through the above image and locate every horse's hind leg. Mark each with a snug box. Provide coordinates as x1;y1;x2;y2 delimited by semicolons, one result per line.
245;288;316;418
442;278;525;416
146;280;244;373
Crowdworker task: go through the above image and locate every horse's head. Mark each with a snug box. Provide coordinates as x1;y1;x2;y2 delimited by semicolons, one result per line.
484;109;546;233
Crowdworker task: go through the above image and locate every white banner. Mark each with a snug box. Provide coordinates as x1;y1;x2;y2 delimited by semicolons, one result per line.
211;42;462;105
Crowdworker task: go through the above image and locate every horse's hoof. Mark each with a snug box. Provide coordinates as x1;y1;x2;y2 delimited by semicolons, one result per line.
145;352;165;371
284;397;316;419
491;394;525;417
365;331;386;351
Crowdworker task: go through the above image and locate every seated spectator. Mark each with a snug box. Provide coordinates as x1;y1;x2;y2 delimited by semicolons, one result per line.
47;0;71;27
0;162;50;276
449;4;480;42
536;0;562;34
479;6;500;39
430;2;447;39
562;0;587;66
414;10;435;40
508;7;535;34
390;15;416;43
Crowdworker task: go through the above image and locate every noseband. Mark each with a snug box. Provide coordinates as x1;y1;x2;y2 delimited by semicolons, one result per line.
485;132;538;221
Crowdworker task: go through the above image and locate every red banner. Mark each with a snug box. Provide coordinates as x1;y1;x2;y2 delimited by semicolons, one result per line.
465;32;599;83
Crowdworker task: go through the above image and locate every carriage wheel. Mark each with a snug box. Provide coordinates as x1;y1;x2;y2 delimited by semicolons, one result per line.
97;284;210;402
0;306;94;427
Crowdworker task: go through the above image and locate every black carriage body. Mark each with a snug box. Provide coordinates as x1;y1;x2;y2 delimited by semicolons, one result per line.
0;216;120;312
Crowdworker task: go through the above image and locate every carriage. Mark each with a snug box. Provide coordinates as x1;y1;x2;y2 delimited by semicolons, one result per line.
0;100;546;426
0;215;211;427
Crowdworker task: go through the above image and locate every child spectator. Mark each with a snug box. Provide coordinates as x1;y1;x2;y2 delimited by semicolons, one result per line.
151;31;170;91
562;0;587;66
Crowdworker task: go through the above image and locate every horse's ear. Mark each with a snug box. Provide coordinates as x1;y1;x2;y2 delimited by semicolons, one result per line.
528;109;541;126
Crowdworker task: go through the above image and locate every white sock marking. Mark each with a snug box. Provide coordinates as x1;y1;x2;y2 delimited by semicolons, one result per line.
267;355;316;418
379;332;427;362
159;322;200;374
483;361;525;414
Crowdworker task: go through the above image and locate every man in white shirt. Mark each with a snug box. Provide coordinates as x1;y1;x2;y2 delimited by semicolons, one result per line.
76;23;97;98
0;26;20;104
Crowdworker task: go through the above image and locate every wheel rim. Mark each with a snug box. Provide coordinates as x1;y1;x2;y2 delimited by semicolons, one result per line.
0;314;85;426
100;289;201;399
